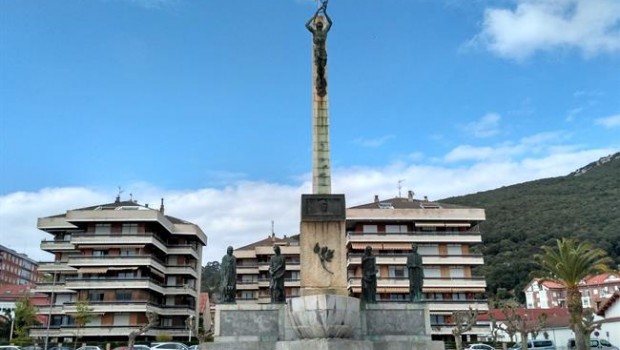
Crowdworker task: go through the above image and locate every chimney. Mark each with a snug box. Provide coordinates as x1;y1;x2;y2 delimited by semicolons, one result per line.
407;190;414;201
160;198;165;214
374;195;379;203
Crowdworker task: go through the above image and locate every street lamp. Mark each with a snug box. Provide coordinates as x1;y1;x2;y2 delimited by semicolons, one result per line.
9;309;15;344
187;315;194;342
44;270;58;350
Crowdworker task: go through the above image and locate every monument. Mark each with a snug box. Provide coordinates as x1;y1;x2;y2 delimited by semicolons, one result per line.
210;2;444;349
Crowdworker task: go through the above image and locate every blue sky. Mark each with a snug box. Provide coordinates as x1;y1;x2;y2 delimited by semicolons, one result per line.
1;0;619;262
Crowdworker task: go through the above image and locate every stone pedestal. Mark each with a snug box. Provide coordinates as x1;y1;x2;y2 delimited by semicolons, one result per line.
299;194;347;296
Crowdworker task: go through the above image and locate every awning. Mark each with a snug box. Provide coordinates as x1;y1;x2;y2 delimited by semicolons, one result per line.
377;287;409;293
109;267;139;271
350;243;383;250
79;244;145;249
78;267;109;274
382;243;413;250
415;222;445;227
444;223;471;227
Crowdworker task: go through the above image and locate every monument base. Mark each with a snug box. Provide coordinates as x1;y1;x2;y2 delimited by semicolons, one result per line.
276;339;373;350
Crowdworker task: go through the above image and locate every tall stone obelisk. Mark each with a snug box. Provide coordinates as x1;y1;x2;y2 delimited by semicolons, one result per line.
300;3;348;297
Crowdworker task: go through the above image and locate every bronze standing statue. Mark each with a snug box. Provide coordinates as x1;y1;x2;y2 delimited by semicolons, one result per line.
361;246;377;303
407;243;424;302
269;245;287;303
220;246;237;303
306;0;332;97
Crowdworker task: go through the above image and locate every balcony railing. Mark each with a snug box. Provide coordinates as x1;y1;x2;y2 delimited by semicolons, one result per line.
347;254;484;266
348;277;487;289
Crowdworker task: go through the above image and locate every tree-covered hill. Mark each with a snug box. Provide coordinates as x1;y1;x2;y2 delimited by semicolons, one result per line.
441;153;620;302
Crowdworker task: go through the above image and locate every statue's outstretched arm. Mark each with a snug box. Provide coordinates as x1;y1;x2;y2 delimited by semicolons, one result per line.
305;11;318;32
324;12;333;32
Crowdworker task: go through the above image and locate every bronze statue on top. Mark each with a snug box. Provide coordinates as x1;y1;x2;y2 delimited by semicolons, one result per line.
361;245;377;303
220;246;237;303
407;243;424;302
269;245;287;303
305;0;332;97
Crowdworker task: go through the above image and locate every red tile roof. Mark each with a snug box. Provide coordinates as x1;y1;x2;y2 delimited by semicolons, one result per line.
480;308;571;328
584;273;620;285
597;292;620;317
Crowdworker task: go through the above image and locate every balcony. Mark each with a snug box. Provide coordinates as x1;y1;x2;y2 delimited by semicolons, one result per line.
166;265;198;277
68;256;166;272
237;281;259;290
34;282;76;294
37;262;77;273
30;325;193;338
71;232;167;252
40;240;74;252
163;284;196;295
65;277;163;293
168;245;199;258
348;277;487;293
347;231;482;244
237;266;259;274
347;254;484;266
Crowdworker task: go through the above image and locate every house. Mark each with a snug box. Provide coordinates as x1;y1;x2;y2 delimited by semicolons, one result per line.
596;291;620;346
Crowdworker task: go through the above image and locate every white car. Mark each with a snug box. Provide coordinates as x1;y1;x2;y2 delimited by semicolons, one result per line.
150;343;188;350
465;345;496;350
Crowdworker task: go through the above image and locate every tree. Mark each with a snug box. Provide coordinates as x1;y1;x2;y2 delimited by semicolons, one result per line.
490;303;547;350
13;295;40;344
128;312;158;349
72;300;94;350
534;238;612;350
451;307;479;350
201;261;221;297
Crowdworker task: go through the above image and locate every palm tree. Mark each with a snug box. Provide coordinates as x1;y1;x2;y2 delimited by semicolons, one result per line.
534;238;611;350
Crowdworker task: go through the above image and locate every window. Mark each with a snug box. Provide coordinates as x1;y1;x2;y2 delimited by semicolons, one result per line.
450;267;465;278
430;315;445;324
424;266;440;278
447;244;462;255
118;271;134;279
93;250;107;257
120;249;136;256
95;223;111;234
388;266;408;279
452;293;466;301
417;244;439;255
122;224;138;234
116;290;132;301
241;291;255;300
385;225;408;233
88;291;105;301
362;225;378;233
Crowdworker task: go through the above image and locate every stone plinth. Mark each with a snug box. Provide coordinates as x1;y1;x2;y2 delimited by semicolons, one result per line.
287;294;361;339
276;339;373;350
300;194;347;296
361;303;444;350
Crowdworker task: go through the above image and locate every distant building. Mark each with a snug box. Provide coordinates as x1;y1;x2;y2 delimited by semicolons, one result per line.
596;291;620;346
30;198;207;343
233;234;300;303
478;307;572;346
0;244;42;286
524;273;620;310
230;192;489;342
0;284;49;324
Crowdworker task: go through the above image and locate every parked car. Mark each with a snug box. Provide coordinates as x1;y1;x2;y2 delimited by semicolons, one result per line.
0;346;22;350
113;345;150;350
150;343;188;350
465;344;496;350
525;339;556;349
568;338;619;350
22;346;42;350
77;346;103;350
188;346;200;350
48;347;72;350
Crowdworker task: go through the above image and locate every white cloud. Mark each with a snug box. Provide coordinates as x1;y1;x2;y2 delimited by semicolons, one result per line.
1;140;617;264
472;0;620;60
352;135;395;148
463;113;501;138
595;114;620;128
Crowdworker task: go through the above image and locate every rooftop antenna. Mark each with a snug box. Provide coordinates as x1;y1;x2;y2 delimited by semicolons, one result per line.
129;193;133;202
116;186;124;203
398;179;406;197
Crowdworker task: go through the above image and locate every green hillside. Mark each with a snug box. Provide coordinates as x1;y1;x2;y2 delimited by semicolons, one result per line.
442;153;620;302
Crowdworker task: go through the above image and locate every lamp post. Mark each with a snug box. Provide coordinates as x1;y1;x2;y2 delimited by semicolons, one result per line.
44;270;58;350
9;309;15;344
187;315;194;342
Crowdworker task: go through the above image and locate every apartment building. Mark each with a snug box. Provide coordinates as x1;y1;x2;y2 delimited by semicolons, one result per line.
346;193;489;341
233;235;300;303
30;198;207;342
0;244;41;286
525;273;620;310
